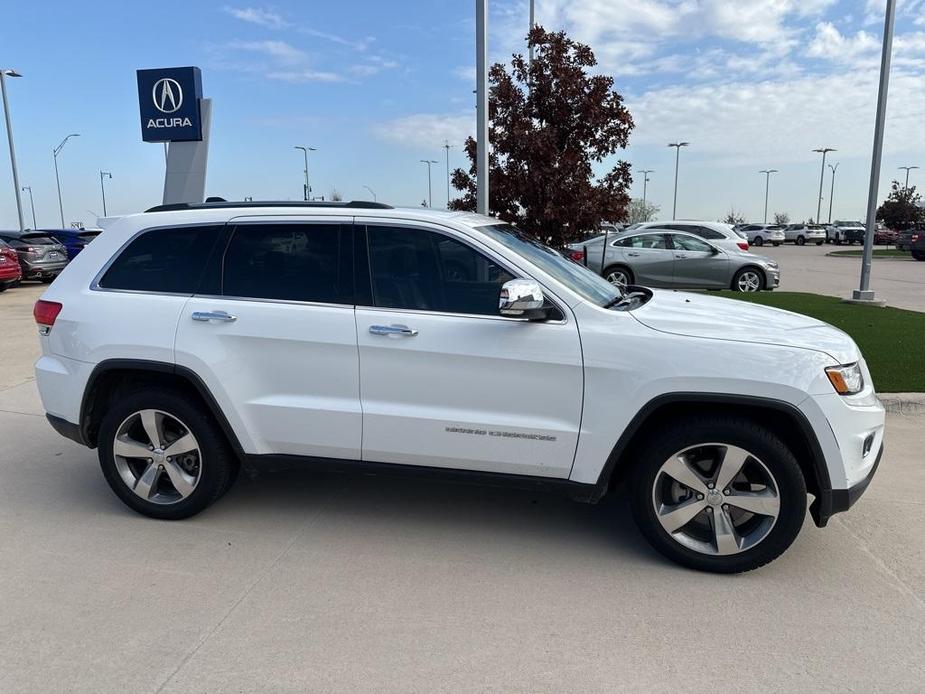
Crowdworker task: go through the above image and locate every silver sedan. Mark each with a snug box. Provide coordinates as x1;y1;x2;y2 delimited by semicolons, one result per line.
582;229;779;292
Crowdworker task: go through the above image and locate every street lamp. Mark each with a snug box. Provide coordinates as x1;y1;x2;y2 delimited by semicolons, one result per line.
294;145;316;201
828;163;839;224
475;0;489;215
420;159;438;208
21;185;36;228
99;171;112;217
1;68;25;231
443;140;453;209
759;169;778;224
667;142;689;219
638;169;653;208
898;165;919;189
813;147;836;223
362;185;377;202
53;133;80;228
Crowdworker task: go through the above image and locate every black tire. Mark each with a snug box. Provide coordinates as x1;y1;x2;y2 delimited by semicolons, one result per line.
796;236;805;246
629;415;807;573
603;264;634;287
731;266;765;292
97;388;238;520
834;233;842;245
0;284;6;293
815;241;824;246
752;236;764;247
772;242;781;247
913;251;925;261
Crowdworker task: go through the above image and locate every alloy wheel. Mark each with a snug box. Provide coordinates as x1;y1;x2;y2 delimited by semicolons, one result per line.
112;409;202;505
606;269;630;287
736;270;762;292
651;443;781;556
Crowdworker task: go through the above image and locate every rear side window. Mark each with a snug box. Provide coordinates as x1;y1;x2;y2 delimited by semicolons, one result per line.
222;223;352;304
99;225;221;294
614;234;667;249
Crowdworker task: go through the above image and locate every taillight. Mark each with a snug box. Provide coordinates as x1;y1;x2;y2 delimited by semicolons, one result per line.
34;300;63;328
737;241;749;251
569;249;585;262
913;234;920;242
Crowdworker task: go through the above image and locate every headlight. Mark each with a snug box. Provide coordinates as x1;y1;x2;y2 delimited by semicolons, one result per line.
825;363;864;395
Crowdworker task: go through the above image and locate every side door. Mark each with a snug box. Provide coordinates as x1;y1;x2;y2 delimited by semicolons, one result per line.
354;221;583;478
174;218;362;459
610;232;675;286
668;233;730;288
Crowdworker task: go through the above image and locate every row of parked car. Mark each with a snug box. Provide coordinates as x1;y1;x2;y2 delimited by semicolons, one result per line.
732;221;902;247
0;228;101;292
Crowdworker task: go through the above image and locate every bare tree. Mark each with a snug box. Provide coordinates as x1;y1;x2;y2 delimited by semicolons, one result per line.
626;199;660;224
773;211;790;225
330;188;343;202
722;207;746;225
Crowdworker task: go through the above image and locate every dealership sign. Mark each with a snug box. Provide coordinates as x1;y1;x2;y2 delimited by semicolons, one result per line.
136;67;203;142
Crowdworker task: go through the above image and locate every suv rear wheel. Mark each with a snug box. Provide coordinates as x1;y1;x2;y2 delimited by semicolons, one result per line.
97;389;238;519
629;416;806;573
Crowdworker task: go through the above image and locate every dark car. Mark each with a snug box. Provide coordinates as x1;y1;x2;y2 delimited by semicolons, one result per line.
0;239;22;291
45;228;102;260
0;231;69;282
897;228;925;260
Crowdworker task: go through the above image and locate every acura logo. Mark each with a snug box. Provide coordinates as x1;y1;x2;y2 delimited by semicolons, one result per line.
152;78;183;114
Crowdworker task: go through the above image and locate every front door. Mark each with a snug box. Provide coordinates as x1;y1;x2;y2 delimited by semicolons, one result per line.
175;219;362;459
668;233;730;288
354;222;584;478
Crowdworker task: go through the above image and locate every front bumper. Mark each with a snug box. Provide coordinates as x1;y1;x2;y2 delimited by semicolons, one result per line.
813;443;882;527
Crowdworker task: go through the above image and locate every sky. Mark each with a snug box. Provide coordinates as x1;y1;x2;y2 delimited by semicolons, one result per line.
1;0;924;229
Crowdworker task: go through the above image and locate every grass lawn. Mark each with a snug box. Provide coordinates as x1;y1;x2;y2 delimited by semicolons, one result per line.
717;291;924;392
828;249;911;258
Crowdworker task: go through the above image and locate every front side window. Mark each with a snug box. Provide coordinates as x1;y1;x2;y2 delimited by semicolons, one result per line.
99;225;221;293
367;225;513;315
222;224;350;304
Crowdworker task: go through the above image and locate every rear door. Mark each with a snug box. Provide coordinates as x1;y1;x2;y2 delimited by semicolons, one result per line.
354;221;583;478
175;218;362;459
668;233;730;288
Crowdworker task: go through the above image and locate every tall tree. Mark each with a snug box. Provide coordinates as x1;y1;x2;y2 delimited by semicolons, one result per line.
877;180;924;230
626;199;660;224
450;27;634;247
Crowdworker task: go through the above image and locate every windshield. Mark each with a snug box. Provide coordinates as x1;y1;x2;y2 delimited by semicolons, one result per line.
480;224;622;307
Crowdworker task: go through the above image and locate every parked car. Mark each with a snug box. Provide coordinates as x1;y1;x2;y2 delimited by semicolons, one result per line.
897;228;925;260
34;200;884;574
0;231;68;282
585;229;778;291
826;221;865;245
873;227;899;245
739;224;785;247
45;228;102;260
618;220;748;253
782;224;826;246
0;239;22;291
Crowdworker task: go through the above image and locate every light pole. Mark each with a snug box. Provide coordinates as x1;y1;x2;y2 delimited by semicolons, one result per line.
21;185;36;228
528;0;535;72
668;142;689;219
828;163;839;223
759;169;778;224
294;145;316;201
1;68;25;231
443;140;453;208
813;147;836;223
638;169;653;208
854;0;897;303
99;171;112;217
53;133;80;228
476;0;489;215
898;165;919;189
420;159;438;208
362;185;377;202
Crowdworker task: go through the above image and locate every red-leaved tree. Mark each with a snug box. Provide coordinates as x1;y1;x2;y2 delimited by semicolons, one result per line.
450;27;634;247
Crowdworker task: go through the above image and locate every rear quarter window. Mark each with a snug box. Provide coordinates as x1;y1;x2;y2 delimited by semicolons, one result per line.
98;225;223;294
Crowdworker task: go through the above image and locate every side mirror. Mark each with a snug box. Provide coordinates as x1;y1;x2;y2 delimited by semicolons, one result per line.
499;279;548;320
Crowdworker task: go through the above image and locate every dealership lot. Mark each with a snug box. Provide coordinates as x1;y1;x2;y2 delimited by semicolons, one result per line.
0;281;923;692
758;242;925;312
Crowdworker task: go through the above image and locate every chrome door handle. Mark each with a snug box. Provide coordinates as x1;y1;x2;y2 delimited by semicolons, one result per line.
674;254;687;259
369;324;418;337
626;251;640;257
192;310;237;322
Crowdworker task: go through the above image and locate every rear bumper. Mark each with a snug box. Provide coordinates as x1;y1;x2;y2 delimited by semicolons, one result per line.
812;443;882;527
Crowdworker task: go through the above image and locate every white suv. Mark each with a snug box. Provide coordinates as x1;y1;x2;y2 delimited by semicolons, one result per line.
33;201;885;573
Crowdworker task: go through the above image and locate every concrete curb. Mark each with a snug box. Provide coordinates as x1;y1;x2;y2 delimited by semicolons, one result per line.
879;393;925;416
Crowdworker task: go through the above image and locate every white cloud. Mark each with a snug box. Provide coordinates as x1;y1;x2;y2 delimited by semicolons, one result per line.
806;22;880;61
373;113;474;148
266;69;344;83
223;6;288;29
229;39;307;65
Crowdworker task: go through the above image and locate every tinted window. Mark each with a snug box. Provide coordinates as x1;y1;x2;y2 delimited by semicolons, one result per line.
691;226;723;240
223;224;350;304
99;225;221;293
614;234;668;249
367;225;513;315
671;235;714;253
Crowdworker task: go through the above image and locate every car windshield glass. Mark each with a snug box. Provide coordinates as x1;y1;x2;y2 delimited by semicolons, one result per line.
479;224;622;307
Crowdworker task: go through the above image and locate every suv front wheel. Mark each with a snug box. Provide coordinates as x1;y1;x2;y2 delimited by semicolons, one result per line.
97;389;238;519
629;416;806;573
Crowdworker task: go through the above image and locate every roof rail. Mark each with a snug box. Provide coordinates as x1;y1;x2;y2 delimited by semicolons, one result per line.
144;200;393;213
